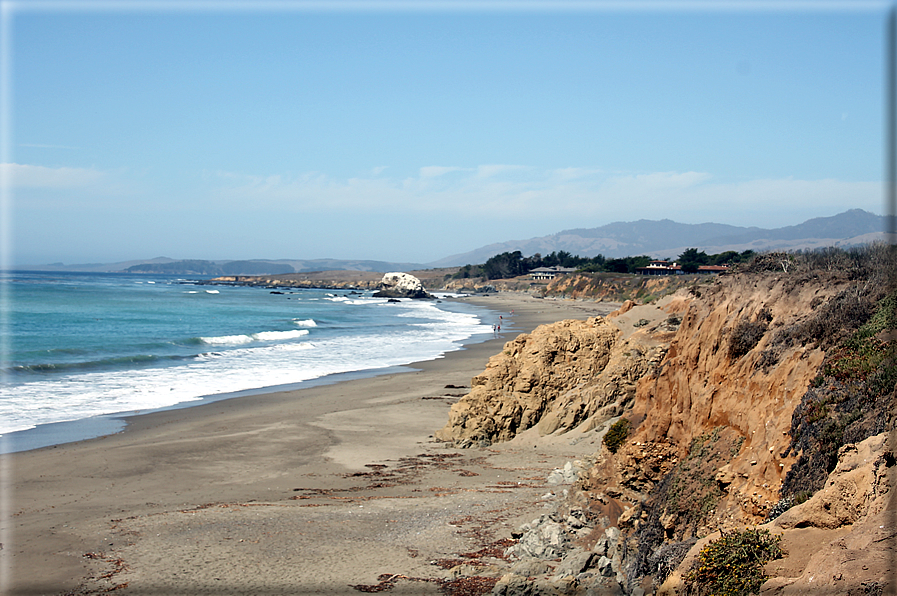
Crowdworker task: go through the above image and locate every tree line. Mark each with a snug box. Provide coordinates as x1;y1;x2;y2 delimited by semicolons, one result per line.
451;249;757;281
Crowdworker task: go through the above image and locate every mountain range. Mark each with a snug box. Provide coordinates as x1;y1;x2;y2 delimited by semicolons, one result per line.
430;208;887;266
20;209;887;274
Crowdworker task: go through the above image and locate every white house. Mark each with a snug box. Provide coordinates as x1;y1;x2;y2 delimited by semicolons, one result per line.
529;266;578;280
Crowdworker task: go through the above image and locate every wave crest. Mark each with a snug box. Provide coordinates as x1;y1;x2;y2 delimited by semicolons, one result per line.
199;329;310;345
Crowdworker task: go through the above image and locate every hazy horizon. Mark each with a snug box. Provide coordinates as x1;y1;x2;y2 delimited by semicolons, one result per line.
3;2;889;266
9;207;884;270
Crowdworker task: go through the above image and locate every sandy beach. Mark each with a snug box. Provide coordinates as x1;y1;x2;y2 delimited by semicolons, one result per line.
3;293;619;596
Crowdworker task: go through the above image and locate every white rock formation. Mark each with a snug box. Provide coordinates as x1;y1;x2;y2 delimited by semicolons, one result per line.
373;272;431;299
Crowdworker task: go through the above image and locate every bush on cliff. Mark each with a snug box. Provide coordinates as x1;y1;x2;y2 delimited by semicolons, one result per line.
603;418;630;453
727;307;772;359
684;527;784;596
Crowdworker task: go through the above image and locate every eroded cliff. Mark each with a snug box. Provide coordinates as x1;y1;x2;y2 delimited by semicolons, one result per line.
435;301;676;448
441;249;895;595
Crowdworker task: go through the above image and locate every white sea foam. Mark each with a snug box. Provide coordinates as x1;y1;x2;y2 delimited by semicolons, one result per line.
205;290;220;294
199;329;310;345
327;296;389;305
253;329;310;341
292;318;317;327
200;334;254;345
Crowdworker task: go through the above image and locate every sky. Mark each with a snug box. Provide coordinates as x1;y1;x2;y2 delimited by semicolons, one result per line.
1;1;891;266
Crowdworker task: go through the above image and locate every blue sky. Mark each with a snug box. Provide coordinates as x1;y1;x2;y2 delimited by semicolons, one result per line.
2;1;890;266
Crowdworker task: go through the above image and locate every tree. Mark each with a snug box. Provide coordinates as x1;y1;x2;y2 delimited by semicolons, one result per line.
605;258;631;273
482;251;525;280
678;248;709;265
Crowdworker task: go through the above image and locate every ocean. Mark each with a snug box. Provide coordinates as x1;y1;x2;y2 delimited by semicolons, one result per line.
1;271;495;452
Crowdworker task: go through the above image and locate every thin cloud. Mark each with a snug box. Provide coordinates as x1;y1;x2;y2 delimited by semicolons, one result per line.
551;167;605;181
1;163;105;188
476;164;528;178
604;170;714;192
18;143;80;150
419;166;467;178
206;165;879;228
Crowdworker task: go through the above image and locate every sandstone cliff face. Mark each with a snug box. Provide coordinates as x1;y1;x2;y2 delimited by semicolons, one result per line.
544;273;686;303
439;270;697;299
435;305;673;448
759;431;895;595
658;431;895;596
609;273;857;526
578;270;892;593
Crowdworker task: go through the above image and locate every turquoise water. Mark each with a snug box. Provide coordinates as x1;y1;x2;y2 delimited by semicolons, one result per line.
2;271;493;441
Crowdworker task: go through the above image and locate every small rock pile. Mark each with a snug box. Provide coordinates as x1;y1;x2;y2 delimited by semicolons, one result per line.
489;461;635;596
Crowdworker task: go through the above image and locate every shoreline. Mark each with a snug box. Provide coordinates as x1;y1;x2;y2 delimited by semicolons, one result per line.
3;292;620;595
0;293;494;455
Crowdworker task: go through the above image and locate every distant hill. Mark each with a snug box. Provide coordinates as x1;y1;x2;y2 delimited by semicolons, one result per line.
19;257;425;275
17;209;886;274
428;209;886;266
126;260;296;276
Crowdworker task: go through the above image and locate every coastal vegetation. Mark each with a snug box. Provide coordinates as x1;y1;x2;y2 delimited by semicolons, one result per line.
450;248;756;281
602;418;631;453
779;285;896;500
684;528;784;596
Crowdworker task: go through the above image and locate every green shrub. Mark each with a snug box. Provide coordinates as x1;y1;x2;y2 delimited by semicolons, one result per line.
603;418;631;453
685;527;784;596
782;288;896;497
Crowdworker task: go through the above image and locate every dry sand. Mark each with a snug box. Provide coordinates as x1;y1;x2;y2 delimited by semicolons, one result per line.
2;293;619;596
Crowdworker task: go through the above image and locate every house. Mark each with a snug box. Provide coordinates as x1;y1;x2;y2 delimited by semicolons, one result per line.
636;261;730;275
529;266;578;281
636;261;682;275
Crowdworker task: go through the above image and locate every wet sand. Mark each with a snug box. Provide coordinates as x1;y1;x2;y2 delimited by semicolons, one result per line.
2;293;618;596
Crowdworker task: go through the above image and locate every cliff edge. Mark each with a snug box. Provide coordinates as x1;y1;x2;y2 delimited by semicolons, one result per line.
435;300;677;448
